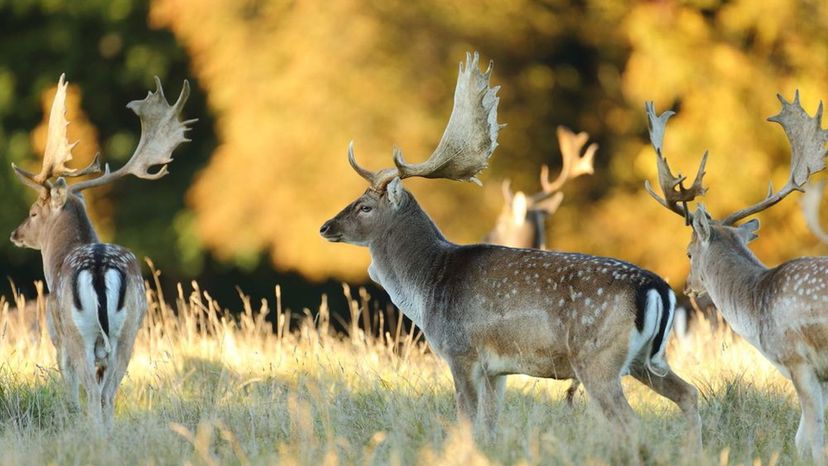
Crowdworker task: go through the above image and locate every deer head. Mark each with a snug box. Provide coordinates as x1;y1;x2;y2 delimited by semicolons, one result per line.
646;92;828;296
486;126;597;249
320;52;501;246
10;75;194;251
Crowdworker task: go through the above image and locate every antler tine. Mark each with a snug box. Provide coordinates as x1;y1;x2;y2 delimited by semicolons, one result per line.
802;180;828;242
12;74;102;192
533;126;597;202
347;141;377;184
722;90;828;225
70;78;195;193
389;51;501;188
643;101;707;224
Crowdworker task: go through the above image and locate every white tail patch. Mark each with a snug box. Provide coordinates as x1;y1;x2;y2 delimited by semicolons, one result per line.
623;289;661;375
647;291;675;377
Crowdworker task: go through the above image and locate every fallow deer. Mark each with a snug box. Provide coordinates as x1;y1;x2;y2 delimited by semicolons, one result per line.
9;75;193;430
484;126;596;250
320;52;701;449
645;92;828;462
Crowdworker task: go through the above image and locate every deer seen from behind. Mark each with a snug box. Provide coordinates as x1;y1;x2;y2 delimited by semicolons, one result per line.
320;52;701;453
9;75;194;431
645;92;828;463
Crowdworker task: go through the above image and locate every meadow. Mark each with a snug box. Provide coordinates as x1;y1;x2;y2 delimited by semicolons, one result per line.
0;262;807;465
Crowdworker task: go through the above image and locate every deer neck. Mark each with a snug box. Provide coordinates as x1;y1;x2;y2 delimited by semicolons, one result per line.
41;196;98;290
701;241;768;344
368;198;449;328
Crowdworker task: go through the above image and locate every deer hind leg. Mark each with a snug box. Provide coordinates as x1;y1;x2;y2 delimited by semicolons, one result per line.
476;373;506;441
790;364;825;464
631;365;702;450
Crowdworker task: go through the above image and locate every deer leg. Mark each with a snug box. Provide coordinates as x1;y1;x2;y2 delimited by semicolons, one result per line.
565;380;581;406
75;344;104;432
57;346;80;412
790;364;825;464
631;365;702;450
476;373;506;441
449;362;480;424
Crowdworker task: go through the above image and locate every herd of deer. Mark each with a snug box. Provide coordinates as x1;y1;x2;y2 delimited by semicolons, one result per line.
7;52;828;462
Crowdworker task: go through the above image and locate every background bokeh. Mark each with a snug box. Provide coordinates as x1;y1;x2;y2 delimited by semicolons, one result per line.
2;0;828;313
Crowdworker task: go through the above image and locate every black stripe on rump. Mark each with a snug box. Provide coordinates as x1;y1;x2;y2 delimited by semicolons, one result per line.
91;244;110;338
116;269;127;310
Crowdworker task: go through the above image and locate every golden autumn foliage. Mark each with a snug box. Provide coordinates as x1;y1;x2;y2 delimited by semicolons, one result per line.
149;0;828;284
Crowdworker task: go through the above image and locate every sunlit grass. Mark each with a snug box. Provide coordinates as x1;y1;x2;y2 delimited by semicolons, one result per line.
0;264;807;465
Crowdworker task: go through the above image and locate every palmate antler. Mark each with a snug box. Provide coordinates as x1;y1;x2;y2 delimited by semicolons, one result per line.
70;77;196;192
12;75;194;194
12;74;101;190
529;126;597;207
349;51;501;191
643;101;708;224
721;91;828;225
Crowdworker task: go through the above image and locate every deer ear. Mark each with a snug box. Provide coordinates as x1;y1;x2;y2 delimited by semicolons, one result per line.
49;177;69;210
736;218;760;243
692;204;712;243
511;192;528;224
387;177;405;209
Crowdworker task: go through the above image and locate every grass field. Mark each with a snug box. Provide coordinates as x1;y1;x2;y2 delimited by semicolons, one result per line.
0;265;808;465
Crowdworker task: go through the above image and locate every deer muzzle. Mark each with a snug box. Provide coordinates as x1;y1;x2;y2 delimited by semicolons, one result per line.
319;220;342;242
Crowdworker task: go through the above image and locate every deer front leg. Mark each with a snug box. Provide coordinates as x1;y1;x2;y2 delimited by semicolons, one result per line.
449;361;480;424
476;373;506;441
790;364;825;464
56;345;80;412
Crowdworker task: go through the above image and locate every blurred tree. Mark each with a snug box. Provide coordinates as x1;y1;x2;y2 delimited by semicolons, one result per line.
152;0;828;286
0;0;215;294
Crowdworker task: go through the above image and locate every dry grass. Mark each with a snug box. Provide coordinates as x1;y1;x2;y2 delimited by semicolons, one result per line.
0;264;808;465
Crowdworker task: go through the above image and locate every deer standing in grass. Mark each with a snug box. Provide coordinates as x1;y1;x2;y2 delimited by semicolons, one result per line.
320;52;701;450
9;75;193;430
645;92;828;463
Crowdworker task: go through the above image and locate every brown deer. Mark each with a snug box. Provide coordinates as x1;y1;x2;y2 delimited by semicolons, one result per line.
645;92;828;463
9;75;193;430
320;52;701;450
484;126;596;250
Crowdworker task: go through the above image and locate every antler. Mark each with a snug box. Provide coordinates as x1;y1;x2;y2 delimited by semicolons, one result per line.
643;101;708;224
532;126;597;203
348;51;501;191
802;180;828;242
721;91;828;225
70;77;195;193
12;74;101;190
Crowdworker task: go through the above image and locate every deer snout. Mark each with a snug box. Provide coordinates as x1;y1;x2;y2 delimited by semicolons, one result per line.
319;220;341;242
9;228;23;247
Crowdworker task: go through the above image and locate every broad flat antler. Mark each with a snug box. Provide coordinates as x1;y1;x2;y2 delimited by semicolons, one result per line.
12;74;101;190
349;51;501;190
532;126;597;204
721;91;828;225
801;180;828;242
643;101;708;224
70;77;195;192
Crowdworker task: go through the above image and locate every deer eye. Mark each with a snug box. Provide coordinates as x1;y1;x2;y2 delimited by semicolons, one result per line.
359;205;373;213
30;212;37;218
687;252;692;259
